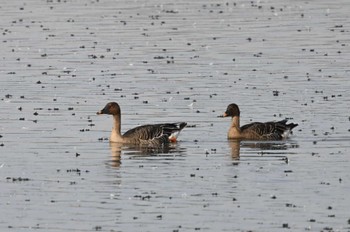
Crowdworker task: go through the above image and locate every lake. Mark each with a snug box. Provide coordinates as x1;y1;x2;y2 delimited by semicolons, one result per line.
1;0;350;231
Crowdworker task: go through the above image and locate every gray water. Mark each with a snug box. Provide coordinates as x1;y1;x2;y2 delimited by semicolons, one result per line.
1;0;350;231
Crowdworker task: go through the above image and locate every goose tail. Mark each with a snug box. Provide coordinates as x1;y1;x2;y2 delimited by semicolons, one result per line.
167;122;187;143
281;121;298;139
287;122;298;130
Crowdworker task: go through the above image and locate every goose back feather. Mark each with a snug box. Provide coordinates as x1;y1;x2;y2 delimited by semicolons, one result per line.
123;123;187;141
240;120;298;140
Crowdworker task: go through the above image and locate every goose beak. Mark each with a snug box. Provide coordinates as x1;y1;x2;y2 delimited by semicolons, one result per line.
223;112;228;117
96;110;103;115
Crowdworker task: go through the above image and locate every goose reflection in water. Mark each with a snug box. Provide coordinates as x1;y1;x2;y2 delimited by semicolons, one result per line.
228;140;241;160
228;139;299;163
109;143;122;167
108;142;186;168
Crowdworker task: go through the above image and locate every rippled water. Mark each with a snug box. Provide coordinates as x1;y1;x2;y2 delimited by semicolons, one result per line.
1;0;350;231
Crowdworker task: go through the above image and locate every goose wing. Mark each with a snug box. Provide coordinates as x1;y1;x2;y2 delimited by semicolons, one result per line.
123;124;163;140
139;134;169;147
241;120;290;140
123;122;187;141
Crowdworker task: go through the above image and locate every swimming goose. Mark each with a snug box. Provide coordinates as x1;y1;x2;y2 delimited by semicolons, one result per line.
223;103;298;140
97;102;187;146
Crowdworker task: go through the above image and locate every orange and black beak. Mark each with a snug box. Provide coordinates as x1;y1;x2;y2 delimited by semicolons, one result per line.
223;112;229;117
97;107;107;115
97;104;109;115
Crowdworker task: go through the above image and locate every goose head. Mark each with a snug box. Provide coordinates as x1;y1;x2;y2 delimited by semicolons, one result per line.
97;102;121;116
223;103;240;117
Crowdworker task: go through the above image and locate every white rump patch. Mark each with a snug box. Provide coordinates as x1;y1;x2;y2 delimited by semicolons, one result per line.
282;129;291;139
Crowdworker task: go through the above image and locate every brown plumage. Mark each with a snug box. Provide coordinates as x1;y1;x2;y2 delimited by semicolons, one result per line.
223;103;298;140
97;102;187;146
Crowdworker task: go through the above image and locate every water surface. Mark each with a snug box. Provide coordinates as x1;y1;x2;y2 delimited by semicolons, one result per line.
1;0;350;231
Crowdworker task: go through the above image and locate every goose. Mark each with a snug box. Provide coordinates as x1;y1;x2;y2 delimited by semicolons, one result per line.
97;102;187;146
223;103;298;140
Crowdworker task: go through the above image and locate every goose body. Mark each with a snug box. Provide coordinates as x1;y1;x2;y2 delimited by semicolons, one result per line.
97;102;187;146
223;103;298;140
